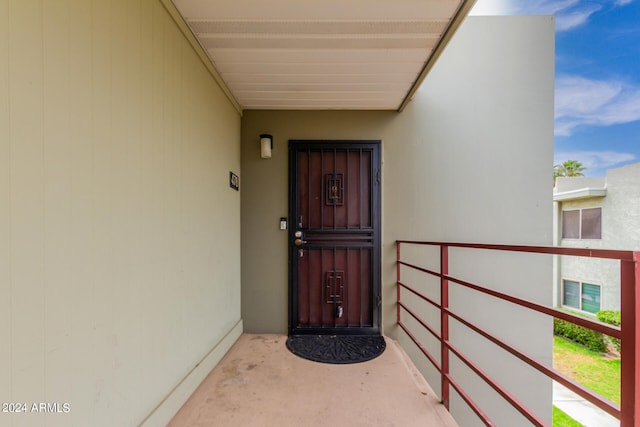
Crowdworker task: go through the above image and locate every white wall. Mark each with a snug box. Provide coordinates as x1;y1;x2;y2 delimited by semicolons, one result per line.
387;16;555;427
0;1;242;426
241;16;555;427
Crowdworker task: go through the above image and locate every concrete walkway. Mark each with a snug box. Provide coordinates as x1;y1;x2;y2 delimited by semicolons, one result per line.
553;381;619;427
168;334;457;427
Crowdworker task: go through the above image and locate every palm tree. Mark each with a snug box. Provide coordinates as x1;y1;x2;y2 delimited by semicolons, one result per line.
562;160;586;177
554;160;586;185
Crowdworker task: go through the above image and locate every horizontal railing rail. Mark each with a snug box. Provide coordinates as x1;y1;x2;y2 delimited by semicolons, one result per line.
396;240;639;427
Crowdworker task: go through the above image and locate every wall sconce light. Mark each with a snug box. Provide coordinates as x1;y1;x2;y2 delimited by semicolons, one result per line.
260;134;273;159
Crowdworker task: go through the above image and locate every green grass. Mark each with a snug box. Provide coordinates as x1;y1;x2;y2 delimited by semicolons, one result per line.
553;405;583;427
553;335;620;405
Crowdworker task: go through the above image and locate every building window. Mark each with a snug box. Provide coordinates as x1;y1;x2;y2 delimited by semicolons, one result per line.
562;279;601;314
562;208;601;239
562;210;580;239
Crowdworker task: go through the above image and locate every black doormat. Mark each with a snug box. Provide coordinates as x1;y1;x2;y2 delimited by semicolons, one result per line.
286;334;386;364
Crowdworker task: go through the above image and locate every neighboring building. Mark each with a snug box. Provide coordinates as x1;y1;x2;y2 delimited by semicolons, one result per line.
1;1;555;426
553;162;640;313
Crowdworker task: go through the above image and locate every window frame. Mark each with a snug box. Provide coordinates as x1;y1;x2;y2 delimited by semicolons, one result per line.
561;207;602;240
561;278;602;314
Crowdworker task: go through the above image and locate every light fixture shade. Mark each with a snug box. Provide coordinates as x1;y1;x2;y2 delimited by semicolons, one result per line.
260;134;273;158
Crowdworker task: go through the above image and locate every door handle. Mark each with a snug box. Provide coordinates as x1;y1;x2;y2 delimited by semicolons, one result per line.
294;230;307;246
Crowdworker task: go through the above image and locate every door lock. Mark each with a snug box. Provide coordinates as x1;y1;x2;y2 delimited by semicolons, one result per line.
294;231;307;246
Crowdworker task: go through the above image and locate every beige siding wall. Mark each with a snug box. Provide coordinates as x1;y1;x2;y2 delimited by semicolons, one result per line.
241;111;395;333
0;1;241;426
241;16;554;426
0;0;9;420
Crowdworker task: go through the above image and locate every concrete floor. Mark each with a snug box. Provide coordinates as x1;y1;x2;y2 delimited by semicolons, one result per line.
168;334;458;427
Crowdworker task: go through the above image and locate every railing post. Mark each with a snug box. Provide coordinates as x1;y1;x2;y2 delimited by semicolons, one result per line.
397;242;401;323
620;252;640;427
441;245;450;409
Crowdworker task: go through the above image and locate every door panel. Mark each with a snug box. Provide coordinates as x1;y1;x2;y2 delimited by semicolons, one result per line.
298;149;371;230
297;247;372;328
289;141;381;335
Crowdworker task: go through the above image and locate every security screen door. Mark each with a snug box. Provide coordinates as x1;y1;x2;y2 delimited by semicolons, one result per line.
288;141;381;335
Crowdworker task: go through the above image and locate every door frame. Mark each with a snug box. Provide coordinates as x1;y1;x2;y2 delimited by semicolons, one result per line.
288;140;382;336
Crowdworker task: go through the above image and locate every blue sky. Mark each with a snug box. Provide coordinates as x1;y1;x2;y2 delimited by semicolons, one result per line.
470;0;640;177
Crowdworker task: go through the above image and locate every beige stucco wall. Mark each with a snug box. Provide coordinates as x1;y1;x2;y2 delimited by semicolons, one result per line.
241;16;554;426
554;162;640;311
0;1;241;426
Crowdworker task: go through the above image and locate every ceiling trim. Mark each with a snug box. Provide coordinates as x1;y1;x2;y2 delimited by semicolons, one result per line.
398;0;477;112
160;0;243;115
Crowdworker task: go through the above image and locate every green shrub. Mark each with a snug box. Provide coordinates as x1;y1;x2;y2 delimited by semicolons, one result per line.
597;310;620;326
597;310;621;353
554;310;607;353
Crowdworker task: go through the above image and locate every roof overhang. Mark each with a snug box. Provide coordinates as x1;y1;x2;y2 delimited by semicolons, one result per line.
165;0;476;112
553;187;607;202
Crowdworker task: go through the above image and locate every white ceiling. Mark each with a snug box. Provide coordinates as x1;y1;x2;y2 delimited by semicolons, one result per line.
171;0;474;111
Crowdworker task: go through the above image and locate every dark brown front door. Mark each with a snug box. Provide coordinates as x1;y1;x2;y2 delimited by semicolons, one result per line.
289;141;381;335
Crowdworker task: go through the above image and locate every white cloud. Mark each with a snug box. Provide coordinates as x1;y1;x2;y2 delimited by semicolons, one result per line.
470;0;619;31
520;0;581;15
469;0;518;15
554;151;637;174
555;4;602;31
555;75;640;136
471;0;579;15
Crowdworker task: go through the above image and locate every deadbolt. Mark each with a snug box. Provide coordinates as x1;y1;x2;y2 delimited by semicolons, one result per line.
294;238;307;246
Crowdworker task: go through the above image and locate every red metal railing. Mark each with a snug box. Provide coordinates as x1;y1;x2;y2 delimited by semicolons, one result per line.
396;241;640;426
